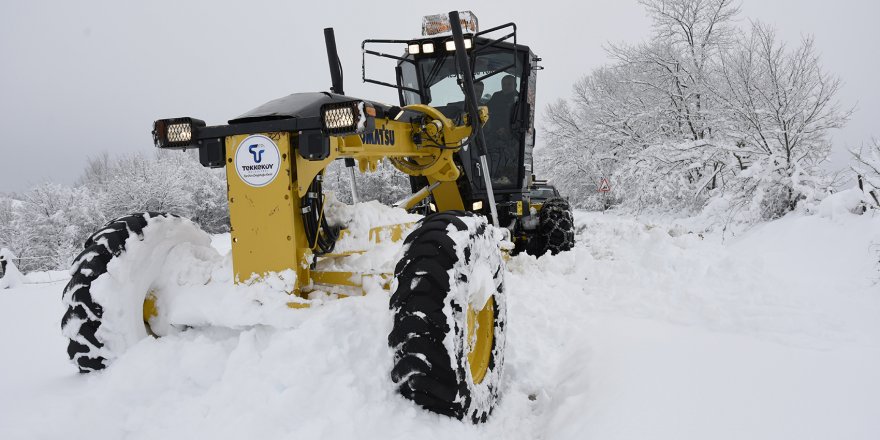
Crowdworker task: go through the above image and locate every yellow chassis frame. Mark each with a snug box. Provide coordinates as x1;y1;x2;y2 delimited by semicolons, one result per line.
225;104;486;305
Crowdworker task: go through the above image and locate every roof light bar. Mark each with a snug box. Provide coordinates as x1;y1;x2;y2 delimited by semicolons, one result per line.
445;38;473;51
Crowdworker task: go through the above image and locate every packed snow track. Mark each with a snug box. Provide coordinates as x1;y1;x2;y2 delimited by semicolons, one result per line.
1;211;878;439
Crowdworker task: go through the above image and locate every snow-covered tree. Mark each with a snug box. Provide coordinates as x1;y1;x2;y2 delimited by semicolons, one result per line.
0;198;26;263
181;158;230;233
76;151;112;188
325;159;412;206
539;0;846;223
10;183;104;271
716;23;849;219
610;0;740;144
1;151;233;272
851;138;880;207
83;151;229;233
94;153;192;217
541;0;742;212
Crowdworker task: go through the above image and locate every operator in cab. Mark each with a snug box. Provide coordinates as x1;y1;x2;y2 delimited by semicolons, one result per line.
485;75;519;185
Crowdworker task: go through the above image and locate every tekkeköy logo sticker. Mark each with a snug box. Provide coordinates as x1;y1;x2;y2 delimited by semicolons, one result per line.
235;135;281;187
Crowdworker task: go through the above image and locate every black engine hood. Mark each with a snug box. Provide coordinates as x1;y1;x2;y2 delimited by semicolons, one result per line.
229;92;389;124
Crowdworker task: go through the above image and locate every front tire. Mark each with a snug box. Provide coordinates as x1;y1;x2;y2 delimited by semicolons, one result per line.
389;212;506;422
60;213;211;372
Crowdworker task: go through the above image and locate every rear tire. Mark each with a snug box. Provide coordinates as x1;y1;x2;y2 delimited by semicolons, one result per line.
527;197;575;257
61;212;210;372
389;212;506;422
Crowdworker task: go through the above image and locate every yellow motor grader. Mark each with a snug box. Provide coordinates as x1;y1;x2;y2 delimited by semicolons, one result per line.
60;11;574;422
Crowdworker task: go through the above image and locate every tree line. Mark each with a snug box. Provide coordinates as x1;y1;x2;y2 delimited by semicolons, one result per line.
536;0;870;223
0;151;413;273
0;151;228;272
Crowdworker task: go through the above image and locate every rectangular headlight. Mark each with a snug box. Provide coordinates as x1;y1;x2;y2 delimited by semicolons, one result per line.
408;43;421;54
152;117;205;149
472;200;483;210
445;38;472;51
320;101;375;135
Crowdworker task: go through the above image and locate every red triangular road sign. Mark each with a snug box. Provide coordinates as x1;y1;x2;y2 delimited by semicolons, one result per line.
598;178;611;192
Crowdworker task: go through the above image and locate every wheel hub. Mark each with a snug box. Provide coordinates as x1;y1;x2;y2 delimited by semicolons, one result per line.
466;296;494;384
143;291;158;336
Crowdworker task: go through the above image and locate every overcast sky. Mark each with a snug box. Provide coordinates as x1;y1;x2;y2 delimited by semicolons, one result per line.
2;0;878;193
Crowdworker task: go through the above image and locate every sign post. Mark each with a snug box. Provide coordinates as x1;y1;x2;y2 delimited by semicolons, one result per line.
598;177;611;212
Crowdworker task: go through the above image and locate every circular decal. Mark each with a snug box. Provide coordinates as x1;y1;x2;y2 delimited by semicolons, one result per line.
234;135;281;187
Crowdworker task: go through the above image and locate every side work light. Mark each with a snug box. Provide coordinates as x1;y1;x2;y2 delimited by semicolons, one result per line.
320;101;375;136
152;117;205;149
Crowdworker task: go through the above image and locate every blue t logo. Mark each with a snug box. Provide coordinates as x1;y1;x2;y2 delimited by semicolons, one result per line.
248;144;265;163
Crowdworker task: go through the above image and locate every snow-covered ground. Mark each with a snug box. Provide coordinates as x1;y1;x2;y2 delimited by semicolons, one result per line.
1;209;878;439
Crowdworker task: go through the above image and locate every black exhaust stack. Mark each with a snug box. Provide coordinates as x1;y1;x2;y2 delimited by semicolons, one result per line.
324;28;344;95
324;28;359;201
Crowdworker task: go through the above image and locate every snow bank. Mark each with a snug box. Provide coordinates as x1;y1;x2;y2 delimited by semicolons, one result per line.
547;211;880;348
0;248;25;289
814;187;870;218
2;209;879;439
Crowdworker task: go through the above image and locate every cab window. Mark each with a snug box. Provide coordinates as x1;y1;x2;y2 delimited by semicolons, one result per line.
400;50;525;188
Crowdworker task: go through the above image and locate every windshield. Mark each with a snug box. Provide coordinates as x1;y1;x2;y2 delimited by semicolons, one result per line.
401;50;524;188
403;53;520;113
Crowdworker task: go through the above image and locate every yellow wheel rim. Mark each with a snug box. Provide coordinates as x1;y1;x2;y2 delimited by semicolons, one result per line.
466;296;495;384
143;291;158;336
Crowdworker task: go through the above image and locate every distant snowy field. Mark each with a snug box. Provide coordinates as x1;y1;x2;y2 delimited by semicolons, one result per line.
1;209;878;440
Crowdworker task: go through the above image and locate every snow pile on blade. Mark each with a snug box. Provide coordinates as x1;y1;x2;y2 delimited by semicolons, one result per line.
319;197;422;274
89;202;421;336
2;209;880;439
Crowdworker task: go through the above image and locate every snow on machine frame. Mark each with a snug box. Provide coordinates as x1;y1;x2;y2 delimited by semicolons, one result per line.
61;11;573;422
